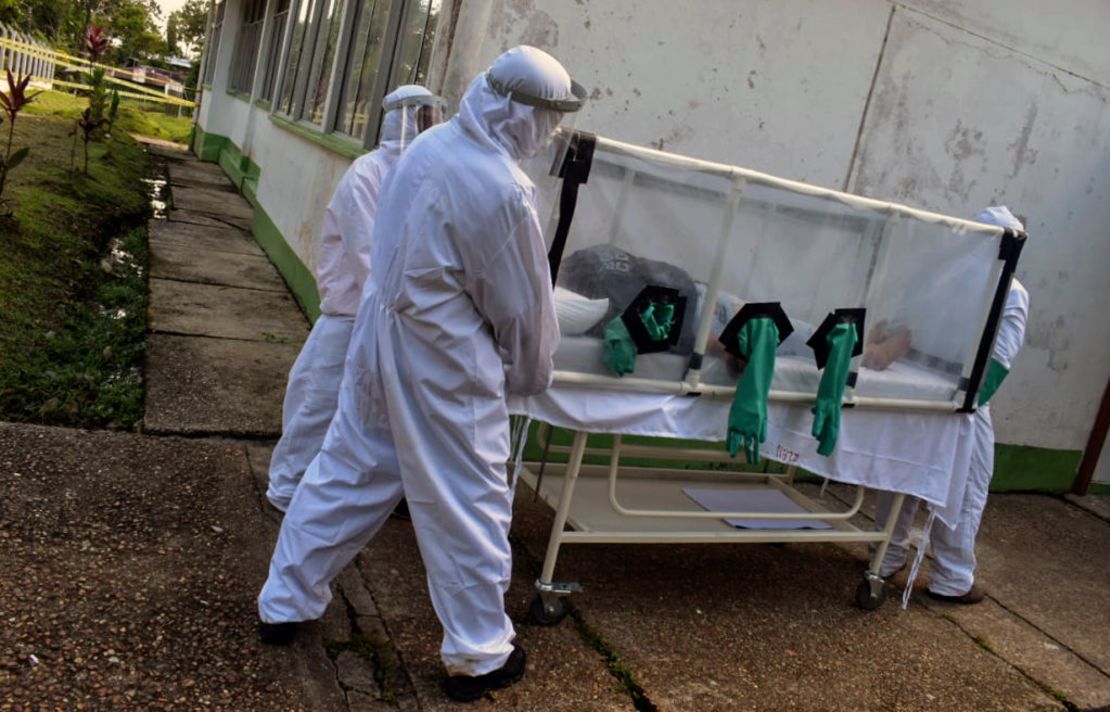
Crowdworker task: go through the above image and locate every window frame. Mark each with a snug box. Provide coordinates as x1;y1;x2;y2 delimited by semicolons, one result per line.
201;0;226;87
227;0;269;95
258;0;293;103
269;0;442;152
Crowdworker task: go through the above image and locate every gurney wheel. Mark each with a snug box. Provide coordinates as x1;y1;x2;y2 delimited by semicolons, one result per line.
528;594;568;626
855;579;886;611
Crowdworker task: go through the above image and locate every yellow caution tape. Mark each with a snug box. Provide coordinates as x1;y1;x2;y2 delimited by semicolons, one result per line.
45;76;197;108
0;36;197;109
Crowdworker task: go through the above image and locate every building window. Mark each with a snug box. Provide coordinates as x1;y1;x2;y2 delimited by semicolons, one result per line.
302;0;346;124
273;0;440;144
333;0;395;138
228;0;268;94
277;0;316;114
392;0;440;87
276;0;345;126
259;0;291;101
201;0;226;86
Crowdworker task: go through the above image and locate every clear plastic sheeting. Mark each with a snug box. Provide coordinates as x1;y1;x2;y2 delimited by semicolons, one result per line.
524;132;1009;410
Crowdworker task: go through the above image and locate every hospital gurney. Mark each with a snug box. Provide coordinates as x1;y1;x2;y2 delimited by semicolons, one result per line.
509;131;1026;620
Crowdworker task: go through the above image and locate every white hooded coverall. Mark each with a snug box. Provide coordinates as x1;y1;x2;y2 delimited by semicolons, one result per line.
875;206;1030;596
267;85;438;512
259;47;567;676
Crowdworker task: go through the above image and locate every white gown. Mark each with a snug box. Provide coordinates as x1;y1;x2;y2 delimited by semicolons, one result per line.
266;90;428;512
259;59;566;676
876;279;1029;595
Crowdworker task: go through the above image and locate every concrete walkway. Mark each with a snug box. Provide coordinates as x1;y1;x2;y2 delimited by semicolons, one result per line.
143;146;307;438
4;142;1106;710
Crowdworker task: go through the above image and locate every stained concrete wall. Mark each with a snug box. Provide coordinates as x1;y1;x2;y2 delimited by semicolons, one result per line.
437;0;1110;463
249;120;351;273
848;9;1110;452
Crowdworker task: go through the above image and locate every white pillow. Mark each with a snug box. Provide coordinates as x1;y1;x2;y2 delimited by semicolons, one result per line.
554;286;610;336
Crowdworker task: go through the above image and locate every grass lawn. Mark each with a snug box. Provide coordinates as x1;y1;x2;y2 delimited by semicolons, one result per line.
26;90;194;145
0;106;154;428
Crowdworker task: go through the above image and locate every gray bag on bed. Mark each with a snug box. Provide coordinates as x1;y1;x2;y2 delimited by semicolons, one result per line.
559;244;699;354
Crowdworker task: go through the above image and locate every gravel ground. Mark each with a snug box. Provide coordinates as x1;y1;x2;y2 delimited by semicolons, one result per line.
0;423;316;711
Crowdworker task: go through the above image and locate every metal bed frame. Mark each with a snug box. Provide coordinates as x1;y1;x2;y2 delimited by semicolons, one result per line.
516;131;1026;624
521;422;906;624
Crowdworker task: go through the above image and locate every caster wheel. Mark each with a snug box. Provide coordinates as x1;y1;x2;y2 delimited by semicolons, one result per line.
855;579;886;611
528;594;568;626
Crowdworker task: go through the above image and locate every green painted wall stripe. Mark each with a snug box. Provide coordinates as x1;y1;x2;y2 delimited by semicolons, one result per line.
191;127;321;322
992;443;1081;492
251;203;322;322
1089;483;1110;495
218;146;246;188
193;124;228;162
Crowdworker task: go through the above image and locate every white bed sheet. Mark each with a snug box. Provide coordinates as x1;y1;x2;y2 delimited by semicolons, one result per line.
509;382;973;527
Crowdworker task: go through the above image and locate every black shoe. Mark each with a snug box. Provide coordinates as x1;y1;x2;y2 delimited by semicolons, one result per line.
258;621;298;645
926;582;985;605
442;645;526;702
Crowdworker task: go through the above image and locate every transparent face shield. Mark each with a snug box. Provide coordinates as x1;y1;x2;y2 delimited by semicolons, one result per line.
382;94;447;152
487;74;588;154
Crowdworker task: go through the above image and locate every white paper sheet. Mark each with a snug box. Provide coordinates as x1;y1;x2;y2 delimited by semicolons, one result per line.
683;487;833;530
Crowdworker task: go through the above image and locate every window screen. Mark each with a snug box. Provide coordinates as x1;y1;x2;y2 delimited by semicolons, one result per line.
228;0;268;93
333;0;394;137
201;1;226;86
259;0;291;101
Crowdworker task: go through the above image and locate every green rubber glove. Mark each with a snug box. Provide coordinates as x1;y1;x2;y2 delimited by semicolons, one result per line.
602;316;637;376
978;357;1009;406
727;317;779;464
812;322;858;457
641;301;675;342
603;302;677;377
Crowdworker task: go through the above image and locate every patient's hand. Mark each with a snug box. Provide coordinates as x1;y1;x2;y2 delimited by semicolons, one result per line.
862;320;912;371
708;337;744;378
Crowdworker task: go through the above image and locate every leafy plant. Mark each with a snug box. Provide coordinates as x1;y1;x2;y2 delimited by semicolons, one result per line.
75;24;111;175
0;70;41;210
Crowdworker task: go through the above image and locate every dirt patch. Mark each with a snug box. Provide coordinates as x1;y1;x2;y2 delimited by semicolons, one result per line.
0;423;322;710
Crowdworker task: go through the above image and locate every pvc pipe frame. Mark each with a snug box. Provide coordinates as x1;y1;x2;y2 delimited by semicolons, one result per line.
568;133;1006;411
591;133;1007;235
550;369;962;412
605;435;865;521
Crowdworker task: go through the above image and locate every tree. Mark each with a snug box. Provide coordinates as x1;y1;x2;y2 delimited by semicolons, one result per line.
165;0;208;58
100;0;163;63
61;0;161;62
164;12;180;56
0;0;75;44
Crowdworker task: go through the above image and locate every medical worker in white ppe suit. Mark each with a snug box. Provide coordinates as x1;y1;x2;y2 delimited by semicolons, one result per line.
258;46;587;701
266;85;445;513
874;206;1030;604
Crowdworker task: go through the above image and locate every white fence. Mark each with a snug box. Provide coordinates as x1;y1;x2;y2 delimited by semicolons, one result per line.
0;24;55;89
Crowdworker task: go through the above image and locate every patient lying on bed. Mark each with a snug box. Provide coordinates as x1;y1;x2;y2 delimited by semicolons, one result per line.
553;244;913;375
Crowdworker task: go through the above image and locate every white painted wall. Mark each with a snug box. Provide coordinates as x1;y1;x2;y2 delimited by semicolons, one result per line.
250;118;351;271
848;9;1110;450
195;0;354;276
1095;430;1110;486
442;0;893;188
